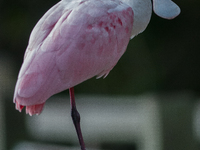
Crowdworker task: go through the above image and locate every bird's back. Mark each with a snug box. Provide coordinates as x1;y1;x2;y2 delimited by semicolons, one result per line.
13;0;134;107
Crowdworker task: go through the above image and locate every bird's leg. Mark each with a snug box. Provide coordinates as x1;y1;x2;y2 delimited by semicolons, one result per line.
69;87;86;150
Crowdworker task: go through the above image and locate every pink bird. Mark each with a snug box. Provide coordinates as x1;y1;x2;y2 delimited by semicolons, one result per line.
13;0;180;149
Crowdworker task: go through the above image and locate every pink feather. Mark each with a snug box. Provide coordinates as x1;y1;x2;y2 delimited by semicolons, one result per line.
13;0;133;115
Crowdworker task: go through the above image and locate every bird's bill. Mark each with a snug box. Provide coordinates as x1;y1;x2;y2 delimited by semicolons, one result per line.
152;0;181;19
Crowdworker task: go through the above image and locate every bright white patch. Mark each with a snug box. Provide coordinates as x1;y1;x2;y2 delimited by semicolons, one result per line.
153;0;180;19
107;3;129;13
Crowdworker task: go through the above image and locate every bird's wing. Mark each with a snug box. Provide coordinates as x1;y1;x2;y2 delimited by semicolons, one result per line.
14;1;71;105
54;0;133;79
18;1;64;79
14;0;133;106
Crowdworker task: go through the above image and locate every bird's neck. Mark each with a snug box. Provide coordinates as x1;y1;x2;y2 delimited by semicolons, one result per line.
121;0;152;38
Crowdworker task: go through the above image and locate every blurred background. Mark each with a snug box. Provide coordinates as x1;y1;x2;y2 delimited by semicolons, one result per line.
1;0;200;149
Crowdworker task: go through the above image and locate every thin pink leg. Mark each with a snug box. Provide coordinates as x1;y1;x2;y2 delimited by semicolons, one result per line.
69;87;86;150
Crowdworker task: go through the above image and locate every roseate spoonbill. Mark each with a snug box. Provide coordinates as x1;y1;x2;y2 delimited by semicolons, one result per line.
13;0;180;149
